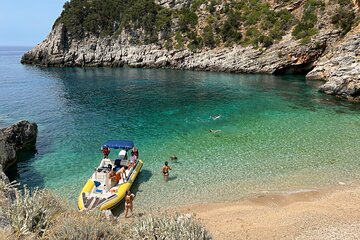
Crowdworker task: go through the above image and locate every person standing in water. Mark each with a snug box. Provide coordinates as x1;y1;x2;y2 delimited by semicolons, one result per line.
162;161;172;182
124;190;135;218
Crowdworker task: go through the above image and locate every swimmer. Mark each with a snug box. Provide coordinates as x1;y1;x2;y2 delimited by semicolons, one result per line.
211;114;222;120
209;129;222;133
170;154;178;161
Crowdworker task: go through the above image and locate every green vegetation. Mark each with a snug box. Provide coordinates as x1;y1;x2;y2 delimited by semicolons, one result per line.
56;0;170;43
0;181;212;240
331;0;356;36
55;0;356;50
292;0;323;41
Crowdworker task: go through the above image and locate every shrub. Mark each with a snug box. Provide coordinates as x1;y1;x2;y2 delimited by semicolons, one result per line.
129;214;212;240
5;186;64;238
175;32;185;49
187;32;203;51
156;8;173;40
203;25;216;48
178;8;198;33
44;212;125;240
331;7;355;36
292;0;321;40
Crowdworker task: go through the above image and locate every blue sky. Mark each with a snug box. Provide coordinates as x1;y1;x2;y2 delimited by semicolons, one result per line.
0;1;67;46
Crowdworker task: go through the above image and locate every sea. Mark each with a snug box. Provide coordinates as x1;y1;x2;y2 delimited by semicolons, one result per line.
1;46;360;211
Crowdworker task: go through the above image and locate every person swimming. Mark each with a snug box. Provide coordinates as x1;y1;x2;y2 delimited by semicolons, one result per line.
170;154;178;161
209;129;222;133
211;114;222;120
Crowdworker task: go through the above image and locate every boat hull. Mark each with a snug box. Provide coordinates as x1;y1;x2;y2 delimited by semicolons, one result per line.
78;160;143;211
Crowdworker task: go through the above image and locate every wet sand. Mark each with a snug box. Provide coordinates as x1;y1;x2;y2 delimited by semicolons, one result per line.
176;185;360;239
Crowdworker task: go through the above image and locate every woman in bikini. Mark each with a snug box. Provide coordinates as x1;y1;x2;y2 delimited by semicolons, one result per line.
162;161;172;182
124;190;135;218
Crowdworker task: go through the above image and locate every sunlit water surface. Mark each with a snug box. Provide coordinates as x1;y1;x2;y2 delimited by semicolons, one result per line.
1;47;360;211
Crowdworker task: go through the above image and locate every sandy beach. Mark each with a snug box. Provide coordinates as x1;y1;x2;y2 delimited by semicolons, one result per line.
177;185;360;240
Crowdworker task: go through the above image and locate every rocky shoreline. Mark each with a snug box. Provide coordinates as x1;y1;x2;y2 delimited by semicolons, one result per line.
0;120;37;228
21;1;360;101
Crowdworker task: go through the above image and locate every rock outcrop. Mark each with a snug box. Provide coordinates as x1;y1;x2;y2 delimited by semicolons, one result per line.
0;120;37;230
306;26;360;102
0;120;38;171
21;1;360;101
155;0;192;9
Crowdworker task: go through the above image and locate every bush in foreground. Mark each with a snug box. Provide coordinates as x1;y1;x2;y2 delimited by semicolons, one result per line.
128;214;212;240
1;182;212;240
44;212;125;240
5;186;64;239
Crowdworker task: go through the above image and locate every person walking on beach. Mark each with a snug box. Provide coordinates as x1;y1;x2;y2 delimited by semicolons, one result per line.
124;190;135;218
162;161;172;182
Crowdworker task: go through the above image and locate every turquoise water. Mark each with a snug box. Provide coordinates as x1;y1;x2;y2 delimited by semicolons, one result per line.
1;47;360;210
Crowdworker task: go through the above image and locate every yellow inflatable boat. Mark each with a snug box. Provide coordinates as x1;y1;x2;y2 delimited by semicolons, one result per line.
78;140;143;211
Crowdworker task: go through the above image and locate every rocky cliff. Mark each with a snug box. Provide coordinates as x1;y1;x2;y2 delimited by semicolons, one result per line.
307;27;360;101
0;120;38;171
0;120;37;229
21;0;360;101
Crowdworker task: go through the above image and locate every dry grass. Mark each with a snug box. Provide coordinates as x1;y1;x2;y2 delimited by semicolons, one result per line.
1;182;212;240
5;186;64;239
128;213;212;240
43;212;126;240
0;228;13;240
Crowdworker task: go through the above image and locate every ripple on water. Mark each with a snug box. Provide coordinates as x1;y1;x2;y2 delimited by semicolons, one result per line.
1;50;360;209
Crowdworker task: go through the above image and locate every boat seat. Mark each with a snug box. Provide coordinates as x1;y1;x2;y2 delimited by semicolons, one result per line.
120;159;129;167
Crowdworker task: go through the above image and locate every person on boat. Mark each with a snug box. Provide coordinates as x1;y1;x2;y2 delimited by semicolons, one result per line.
124;190;135;218
116;167;126;182
162;161;172;182
101;146;110;159
129;151;137;168
108;168;118;188
132;146;139;158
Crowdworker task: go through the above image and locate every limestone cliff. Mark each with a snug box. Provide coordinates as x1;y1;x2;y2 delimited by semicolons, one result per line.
21;0;360;101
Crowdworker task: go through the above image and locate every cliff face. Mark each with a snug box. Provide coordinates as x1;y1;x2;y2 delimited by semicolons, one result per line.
306;28;360;101
0;120;37;229
21;0;360;101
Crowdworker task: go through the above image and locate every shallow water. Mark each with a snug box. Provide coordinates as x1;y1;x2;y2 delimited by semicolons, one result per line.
1;47;360;210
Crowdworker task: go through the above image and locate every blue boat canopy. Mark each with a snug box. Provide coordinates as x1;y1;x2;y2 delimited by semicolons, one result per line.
103;140;134;150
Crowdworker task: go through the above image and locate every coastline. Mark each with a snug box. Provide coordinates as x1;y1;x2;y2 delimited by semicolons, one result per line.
174;184;360;239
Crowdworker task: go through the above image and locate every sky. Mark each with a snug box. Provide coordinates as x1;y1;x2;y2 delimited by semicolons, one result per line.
0;1;67;46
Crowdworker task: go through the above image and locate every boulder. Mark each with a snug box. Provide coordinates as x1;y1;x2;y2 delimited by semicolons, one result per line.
0;120;38;171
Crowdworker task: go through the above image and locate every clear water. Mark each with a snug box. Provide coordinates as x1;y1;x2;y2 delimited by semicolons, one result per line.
1;47;360;210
